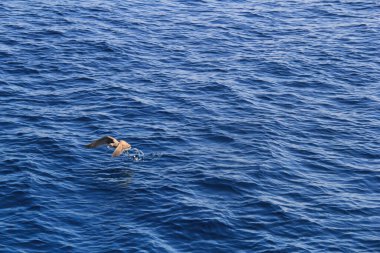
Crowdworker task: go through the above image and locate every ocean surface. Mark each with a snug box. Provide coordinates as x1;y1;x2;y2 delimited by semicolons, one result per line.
1;0;379;252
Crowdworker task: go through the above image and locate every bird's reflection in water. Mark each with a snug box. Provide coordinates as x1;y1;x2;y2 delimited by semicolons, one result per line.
93;167;134;188
89;148;161;190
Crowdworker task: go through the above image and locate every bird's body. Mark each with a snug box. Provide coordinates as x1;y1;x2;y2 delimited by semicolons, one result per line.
85;136;131;157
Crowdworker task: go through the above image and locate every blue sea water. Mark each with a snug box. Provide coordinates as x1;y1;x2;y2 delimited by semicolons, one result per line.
1;0;380;252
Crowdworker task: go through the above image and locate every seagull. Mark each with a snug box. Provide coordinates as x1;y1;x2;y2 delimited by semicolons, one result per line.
85;136;131;157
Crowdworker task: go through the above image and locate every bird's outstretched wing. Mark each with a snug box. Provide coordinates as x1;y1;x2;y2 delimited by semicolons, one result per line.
85;136;118;148
112;142;124;157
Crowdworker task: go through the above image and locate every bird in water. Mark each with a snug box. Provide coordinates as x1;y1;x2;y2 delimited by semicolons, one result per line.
85;136;131;157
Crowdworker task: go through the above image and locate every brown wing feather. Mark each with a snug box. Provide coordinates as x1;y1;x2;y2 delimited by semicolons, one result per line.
85;136;118;148
112;143;124;157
